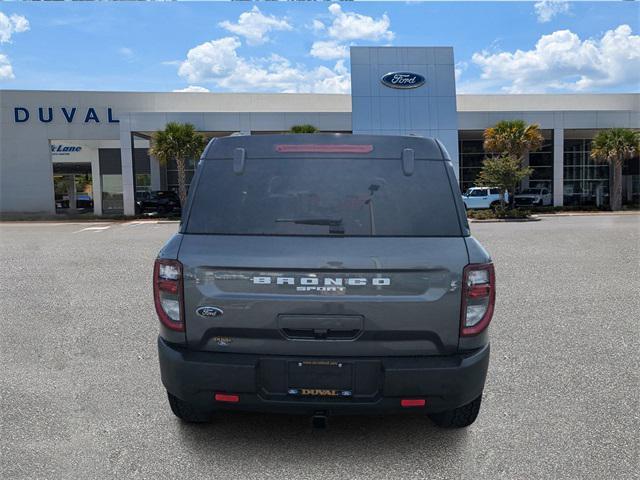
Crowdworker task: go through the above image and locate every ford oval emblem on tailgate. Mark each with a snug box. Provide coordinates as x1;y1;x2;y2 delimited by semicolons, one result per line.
196;306;224;318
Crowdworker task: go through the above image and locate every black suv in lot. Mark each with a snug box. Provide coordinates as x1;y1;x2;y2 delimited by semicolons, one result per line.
137;191;181;215
154;134;495;428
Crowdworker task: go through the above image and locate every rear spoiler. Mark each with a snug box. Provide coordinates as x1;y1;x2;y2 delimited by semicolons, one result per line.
203;134;445;160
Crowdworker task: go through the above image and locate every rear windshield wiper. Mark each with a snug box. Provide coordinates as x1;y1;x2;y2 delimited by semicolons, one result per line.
276;217;345;234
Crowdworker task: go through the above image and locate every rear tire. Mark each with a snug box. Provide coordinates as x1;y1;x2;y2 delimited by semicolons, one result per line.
167;392;212;423
490;201;500;211
428;394;482;428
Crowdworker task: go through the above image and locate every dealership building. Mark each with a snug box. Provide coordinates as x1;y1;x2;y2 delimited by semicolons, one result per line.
1;46;638;216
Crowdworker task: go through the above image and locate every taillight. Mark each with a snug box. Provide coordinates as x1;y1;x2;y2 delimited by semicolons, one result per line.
153;259;184;331
461;263;495;336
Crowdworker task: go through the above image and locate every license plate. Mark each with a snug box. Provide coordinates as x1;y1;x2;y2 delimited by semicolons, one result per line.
287;360;353;398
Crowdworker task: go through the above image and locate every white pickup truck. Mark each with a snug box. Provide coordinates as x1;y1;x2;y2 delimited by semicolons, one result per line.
462;187;508;210
514;188;552;207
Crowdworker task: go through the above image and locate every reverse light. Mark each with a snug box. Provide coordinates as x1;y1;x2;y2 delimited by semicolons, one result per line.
461;263;495;336
153;259;184;332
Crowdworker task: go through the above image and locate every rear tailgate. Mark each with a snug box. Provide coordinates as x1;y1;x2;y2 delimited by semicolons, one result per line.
179;235;468;356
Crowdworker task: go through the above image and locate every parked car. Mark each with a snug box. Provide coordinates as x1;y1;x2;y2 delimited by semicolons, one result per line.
514;188;552;207
76;193;93;209
154;134;495;428
54;193;93;209
462;187;508;210
136;190;181;215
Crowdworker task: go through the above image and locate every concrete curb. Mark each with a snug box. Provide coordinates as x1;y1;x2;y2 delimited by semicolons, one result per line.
469;217;541;223
535;212;639;217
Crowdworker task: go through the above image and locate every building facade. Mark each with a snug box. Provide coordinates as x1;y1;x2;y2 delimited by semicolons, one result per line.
1;47;638;216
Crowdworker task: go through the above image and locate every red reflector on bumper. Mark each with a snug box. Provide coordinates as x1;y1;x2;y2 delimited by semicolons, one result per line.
275;144;373;154
215;393;239;403
401;399;426;408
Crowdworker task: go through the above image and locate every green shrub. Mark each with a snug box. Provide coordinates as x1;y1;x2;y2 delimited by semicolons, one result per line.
467;208;531;220
467;209;496;220
289;124;318;133
498;208;531;219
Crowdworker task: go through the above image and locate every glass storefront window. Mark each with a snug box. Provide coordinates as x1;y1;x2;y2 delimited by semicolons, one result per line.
52;162;94;213
102;174;123;213
458;138;485;193
136;174;151;191
166;157;197;193
459;131;553;193
563;139;609;206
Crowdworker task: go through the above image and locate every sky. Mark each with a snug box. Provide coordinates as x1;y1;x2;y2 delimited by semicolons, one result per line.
0;1;638;94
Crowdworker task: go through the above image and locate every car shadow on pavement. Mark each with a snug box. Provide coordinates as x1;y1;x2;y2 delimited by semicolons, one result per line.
176;411;470;469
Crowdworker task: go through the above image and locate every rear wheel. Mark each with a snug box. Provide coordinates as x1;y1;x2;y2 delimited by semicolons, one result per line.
167;392;212;423
428;394;482;428
490;201;501;211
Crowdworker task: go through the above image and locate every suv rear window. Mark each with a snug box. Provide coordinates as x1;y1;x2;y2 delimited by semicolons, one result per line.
185;157;462;237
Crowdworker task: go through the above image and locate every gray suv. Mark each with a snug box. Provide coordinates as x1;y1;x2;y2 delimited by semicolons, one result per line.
155;134;494;428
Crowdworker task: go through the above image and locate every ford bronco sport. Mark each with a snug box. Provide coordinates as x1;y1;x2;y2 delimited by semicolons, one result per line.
155;134;494;428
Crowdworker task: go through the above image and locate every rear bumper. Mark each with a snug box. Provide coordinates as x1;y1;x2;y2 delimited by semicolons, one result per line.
158;337;490;415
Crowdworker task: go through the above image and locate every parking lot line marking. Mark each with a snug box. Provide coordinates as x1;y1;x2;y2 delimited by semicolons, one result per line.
73;226;111;233
125;221;154;226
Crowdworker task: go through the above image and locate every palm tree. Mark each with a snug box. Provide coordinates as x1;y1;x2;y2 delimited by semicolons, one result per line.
482;120;544;207
483;120;544;161
590;128;640;211
290;124;318;133
149;122;207;207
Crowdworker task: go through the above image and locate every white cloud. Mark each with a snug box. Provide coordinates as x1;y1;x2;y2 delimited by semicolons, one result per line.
308;5;394;63
455;61;468;82
178;37;242;83
311;19;325;33
173;85;210;93
0;13;28;81
534;0;570;23
178;36;350;93
324;3;394;42
310;40;349;61
119;47;134;58
471;25;640;93
219;6;292;46
0;12;29;43
0;53;14;80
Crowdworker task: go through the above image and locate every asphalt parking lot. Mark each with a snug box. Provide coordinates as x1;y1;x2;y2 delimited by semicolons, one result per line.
1;215;638;480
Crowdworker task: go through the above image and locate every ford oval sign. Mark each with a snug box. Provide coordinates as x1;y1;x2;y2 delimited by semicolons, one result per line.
380;72;425;89
196;306;224;318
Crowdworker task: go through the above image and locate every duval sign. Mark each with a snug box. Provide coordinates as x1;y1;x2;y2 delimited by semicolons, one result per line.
13;106;119;124
380;72;426;89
